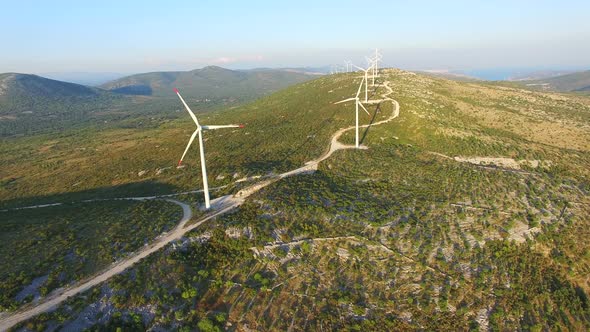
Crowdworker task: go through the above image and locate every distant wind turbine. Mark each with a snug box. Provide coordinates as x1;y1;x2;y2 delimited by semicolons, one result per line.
174;88;244;209
371;49;382;86
344;60;353;72
334;77;371;148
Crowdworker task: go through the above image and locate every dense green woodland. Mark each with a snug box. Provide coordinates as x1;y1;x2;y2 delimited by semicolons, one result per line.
1;69;590;330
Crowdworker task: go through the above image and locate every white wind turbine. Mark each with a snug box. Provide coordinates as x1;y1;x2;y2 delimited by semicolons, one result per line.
344;60;353;72
353;64;374;102
370;49;382;86
365;55;380;87
334;76;371;148
174;88;244;209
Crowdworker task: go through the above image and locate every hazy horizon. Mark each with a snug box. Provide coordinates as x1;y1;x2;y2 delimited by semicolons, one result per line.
2;0;589;74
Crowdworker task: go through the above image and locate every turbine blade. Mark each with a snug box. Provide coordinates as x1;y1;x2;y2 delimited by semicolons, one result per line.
201;124;244;130
356;76;365;97
334;97;357;104
358;101;371;116
178;128;199;166
174;88;200;127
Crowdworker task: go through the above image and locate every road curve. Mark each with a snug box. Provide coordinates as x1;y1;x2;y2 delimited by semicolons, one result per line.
0;79;400;331
279;80;399;178
1;199;210;331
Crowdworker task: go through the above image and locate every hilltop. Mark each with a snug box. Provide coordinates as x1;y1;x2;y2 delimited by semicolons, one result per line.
0;73;99;99
100;66;316;98
2;69;590;330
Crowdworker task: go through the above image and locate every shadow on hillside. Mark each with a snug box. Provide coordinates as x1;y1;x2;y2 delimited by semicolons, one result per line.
0;180;182;210
111;85;153;96
360;102;382;145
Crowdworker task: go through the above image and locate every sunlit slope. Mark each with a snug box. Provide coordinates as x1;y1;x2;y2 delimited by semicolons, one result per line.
357;70;590;170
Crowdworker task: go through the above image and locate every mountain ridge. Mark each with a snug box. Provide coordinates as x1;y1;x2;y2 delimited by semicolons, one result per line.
99;66;316;97
0;73;101;99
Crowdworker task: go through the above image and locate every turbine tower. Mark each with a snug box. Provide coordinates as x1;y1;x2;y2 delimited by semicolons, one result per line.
174;88;244;209
334;77;371;148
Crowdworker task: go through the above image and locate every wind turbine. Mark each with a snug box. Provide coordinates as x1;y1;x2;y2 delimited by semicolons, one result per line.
174;88;244;209
364;55;380;87
353;64;374;102
344;60;353;72
371;49;382;86
334;77;371;148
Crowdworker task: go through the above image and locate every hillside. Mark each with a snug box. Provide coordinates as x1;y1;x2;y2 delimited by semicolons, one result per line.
520;70;590;92
0;73;124;137
0;73;99;99
100;66;317;98
2;70;590;330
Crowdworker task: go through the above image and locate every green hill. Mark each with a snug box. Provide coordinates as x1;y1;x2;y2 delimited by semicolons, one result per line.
3;70;590;330
100;66;317;98
0;73;99;99
520;70;590;92
0;73;124;137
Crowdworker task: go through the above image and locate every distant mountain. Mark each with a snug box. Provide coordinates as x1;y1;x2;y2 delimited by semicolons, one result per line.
0;73;120;136
0;73;99;100
506;70;576;81
100;66;316;98
519;70;590;92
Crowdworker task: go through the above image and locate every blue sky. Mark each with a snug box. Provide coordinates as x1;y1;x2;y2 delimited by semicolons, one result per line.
1;0;589;74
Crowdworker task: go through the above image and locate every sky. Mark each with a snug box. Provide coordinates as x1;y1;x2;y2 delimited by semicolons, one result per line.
1;0;589;75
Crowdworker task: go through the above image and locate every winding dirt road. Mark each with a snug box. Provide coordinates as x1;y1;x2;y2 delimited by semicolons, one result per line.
280;81;399;178
0;79;400;331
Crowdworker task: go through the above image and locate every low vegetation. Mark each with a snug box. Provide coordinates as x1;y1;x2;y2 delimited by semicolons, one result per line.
0;199;182;311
